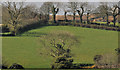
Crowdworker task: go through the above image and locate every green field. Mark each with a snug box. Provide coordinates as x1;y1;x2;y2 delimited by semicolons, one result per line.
2;26;118;68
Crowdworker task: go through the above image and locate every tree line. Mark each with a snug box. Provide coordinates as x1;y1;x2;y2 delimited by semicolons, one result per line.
2;2;120;36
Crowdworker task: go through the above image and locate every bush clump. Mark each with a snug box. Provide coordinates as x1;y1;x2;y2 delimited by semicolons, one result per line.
1;24;10;33
39;31;80;69
93;53;118;68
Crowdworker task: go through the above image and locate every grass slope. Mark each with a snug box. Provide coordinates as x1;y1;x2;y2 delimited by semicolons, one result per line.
2;26;118;68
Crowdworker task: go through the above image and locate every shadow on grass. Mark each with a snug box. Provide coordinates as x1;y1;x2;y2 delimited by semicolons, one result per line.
17;22;59;37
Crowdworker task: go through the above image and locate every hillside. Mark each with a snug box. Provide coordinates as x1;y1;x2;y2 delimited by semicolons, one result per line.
2;26;118;68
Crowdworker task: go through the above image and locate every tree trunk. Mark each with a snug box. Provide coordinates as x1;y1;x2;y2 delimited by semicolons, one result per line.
11;22;17;36
53;14;56;23
73;12;75;23
47;8;50;21
80;15;82;23
106;14;109;25
87;13;89;24
79;16;81;23
113;15;116;27
64;11;67;21
11;26;16;36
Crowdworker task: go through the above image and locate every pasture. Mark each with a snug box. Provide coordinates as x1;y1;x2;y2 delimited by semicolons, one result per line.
2;26;118;68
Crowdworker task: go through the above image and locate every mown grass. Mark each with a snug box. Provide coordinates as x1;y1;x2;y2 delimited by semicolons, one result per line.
2;26;118;68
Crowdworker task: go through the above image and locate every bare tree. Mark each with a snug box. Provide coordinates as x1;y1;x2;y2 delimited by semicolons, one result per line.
51;3;60;23
22;4;38;19
60;2;69;21
111;4;119;27
86;10;90;24
68;2;78;23
77;2;87;23
4;2;25;35
40;2;53;21
97;2;111;25
85;3;95;24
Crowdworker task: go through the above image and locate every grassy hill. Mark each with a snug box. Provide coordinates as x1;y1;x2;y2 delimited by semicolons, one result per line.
2;26;118;68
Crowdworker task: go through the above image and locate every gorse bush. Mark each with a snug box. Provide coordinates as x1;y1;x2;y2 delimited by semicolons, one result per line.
39;31;80;69
51;44;73;69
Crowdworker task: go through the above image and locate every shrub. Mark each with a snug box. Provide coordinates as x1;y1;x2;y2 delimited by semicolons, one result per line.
91;25;98;29
85;24;91;28
2;58;9;69
112;27;118;31
94;53;118;68
1;24;10;33
117;28;120;31
102;26;108;30
9;63;24;69
7;24;21;35
101;24;105;26
105;27;112;30
39;31;80;69
115;48;120;55
51;52;73;69
94;55;103;67
81;24;86;27
76;24;80;27
2;65;8;69
115;48;120;64
50;42;74;69
97;23;100;25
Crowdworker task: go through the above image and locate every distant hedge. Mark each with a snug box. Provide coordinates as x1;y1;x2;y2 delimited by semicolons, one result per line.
57;21;120;31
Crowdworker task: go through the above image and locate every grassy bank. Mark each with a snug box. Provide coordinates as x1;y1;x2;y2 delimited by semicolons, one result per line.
2;26;118;68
